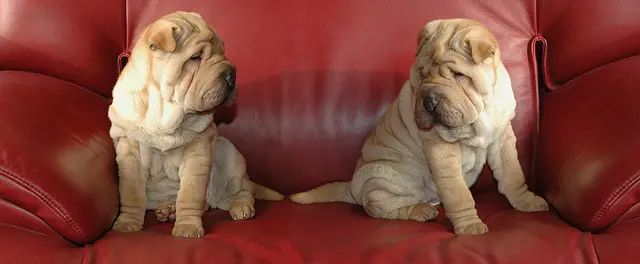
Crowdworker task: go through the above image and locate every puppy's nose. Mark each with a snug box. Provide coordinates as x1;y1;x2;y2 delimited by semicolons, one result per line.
223;67;236;91
423;94;439;112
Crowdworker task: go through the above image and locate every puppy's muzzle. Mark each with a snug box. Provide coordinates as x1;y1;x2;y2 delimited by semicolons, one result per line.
222;67;237;92
219;64;237;106
424;94;439;113
196;61;237;111
420;86;466;128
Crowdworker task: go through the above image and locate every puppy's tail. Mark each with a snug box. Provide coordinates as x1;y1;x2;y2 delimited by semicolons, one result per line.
289;181;356;204
243;179;285;201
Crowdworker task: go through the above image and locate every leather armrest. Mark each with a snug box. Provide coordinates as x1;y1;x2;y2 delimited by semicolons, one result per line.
0;71;118;244
536;57;640;232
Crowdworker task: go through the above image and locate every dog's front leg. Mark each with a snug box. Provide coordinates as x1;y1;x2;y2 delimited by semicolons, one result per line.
113;138;148;232
424;138;488;235
488;124;548;212
172;132;215;238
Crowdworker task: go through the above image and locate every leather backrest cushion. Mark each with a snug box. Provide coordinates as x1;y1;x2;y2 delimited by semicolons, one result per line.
538;0;640;86
0;71;118;244
0;0;125;97
536;57;640;232
126;0;540;195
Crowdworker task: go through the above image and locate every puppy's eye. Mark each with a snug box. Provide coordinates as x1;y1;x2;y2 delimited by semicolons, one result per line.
451;71;464;78
189;53;202;61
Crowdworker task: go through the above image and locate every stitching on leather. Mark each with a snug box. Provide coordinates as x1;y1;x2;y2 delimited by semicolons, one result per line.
0;167;85;239
591;170;640;227
0;197;62;237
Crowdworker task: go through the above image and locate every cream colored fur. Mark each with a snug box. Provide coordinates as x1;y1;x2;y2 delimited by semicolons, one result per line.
290;19;548;235
109;11;284;238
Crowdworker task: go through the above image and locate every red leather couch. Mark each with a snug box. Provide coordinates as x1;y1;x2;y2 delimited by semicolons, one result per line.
1;0;639;263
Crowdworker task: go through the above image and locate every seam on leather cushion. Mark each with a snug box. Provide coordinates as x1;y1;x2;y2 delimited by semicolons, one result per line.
0;167;84;239
592;170;640;228
531;36;559;91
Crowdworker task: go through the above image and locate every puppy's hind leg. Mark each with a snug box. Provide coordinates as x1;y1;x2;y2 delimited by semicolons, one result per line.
228;190;256;221
155;200;177;222
358;164;438;222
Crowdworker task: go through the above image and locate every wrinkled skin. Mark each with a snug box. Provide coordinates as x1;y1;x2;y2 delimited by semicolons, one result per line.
109;11;283;238
290;18;548;236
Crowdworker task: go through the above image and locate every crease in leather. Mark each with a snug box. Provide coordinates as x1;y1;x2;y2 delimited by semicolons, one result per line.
0;166;85;239
608;201;640;227
0;197;63;237
0;222;61;241
531;36;558;91
537;47;640;91
117;52;131;74
559;55;640;88
592;170;640;229
2;70;112;101
527;35;543;187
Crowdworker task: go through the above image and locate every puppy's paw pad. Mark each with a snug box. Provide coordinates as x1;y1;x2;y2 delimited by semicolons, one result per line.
155;202;176;222
409;203;439;222
454;222;489;235
112;219;142;233
230;203;255;221
172;224;204;238
514;195;549;212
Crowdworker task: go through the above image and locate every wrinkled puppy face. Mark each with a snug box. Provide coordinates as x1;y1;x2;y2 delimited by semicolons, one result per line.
410;19;499;130
139;11;237;113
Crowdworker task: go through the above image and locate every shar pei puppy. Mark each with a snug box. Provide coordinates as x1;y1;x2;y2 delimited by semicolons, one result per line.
109;11;284;238
291;18;548;235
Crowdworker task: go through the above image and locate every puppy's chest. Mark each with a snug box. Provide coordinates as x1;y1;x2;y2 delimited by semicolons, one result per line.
141;146;185;181
459;144;488;173
457;129;498;174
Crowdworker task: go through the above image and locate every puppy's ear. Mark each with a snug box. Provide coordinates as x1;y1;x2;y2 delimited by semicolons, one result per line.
465;26;498;64
467;38;496;64
416;20;441;57
147;20;179;53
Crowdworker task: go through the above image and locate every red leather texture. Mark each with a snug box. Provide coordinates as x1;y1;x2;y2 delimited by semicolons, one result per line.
0;0;125;97
0;71;119;244
85;199;597;264
593;217;640;264
0;225;81;264
1;0;639;263
126;0;540;195
536;57;640;232
0;198;59;237
537;0;640;89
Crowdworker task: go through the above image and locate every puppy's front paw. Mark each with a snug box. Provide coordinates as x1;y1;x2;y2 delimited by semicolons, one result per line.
112;218;142;233
172;223;204;238
454;221;489;235
514;194;549;212
230;202;255;221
